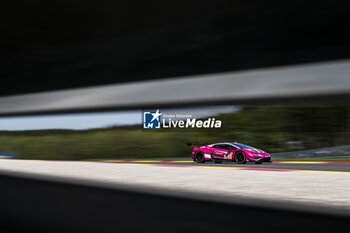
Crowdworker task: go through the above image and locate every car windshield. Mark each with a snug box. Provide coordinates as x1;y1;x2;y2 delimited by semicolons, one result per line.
234;143;257;150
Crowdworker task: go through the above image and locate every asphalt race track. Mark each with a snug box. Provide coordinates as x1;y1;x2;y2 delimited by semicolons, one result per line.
1;159;350;211
105;159;350;172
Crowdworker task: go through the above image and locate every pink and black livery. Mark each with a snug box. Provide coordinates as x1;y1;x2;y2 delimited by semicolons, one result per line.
190;142;271;164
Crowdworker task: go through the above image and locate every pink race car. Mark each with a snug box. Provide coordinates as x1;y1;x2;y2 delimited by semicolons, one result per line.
191;142;271;164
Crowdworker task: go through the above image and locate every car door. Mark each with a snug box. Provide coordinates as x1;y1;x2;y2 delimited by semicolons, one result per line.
212;144;229;159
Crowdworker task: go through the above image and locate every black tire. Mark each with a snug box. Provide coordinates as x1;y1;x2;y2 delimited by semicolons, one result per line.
235;151;246;164
194;151;205;163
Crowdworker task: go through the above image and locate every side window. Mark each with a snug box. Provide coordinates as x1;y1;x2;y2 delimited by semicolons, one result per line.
213;144;232;150
221;144;231;150
219;144;235;150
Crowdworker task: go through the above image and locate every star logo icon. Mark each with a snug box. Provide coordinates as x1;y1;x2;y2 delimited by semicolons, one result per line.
143;109;162;129
150;109;162;122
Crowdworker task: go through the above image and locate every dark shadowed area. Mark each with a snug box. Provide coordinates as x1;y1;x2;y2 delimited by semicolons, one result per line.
1;0;350;96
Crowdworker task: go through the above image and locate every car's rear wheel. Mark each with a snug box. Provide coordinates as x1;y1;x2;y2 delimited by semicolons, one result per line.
194;151;205;163
235;151;246;164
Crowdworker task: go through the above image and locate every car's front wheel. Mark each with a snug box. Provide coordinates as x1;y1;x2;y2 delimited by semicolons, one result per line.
235;151;246;164
194;151;205;163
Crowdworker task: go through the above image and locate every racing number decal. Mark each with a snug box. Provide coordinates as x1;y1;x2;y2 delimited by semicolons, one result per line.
225;151;233;160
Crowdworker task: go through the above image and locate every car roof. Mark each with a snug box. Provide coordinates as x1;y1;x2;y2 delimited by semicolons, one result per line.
210;142;240;147
212;142;239;145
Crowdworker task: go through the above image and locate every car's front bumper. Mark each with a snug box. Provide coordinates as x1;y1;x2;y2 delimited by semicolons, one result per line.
248;155;271;162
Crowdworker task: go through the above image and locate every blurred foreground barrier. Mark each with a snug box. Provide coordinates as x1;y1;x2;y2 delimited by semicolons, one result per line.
0;171;349;233
1;59;350;117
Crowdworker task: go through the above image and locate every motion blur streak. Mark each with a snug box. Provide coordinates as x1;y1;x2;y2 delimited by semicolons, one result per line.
1;59;350;116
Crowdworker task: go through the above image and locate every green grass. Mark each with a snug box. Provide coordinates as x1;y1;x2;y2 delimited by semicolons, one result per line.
2;104;350;161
